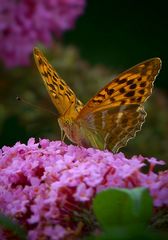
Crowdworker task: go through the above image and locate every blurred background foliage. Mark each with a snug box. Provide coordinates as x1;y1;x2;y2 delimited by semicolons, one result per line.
0;0;168;163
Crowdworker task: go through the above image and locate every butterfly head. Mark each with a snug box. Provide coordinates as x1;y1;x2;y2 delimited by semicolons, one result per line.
58;115;80;145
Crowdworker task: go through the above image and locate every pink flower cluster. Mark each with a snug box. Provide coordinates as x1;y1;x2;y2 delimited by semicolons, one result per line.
0;138;168;239
0;0;85;68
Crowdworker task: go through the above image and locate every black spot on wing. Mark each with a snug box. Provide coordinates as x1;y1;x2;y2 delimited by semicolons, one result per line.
42;72;48;78
92;99;103;103
140;82;146;87
53;75;58;81
121;100;126;105
129;83;137;89
59;84;64;90
60;80;66;86
66;90;72;96
110;97;115;102
127;79;134;85
97;93;105;98
105;88;115;95
125;91;135;97
53;72;59;78
119;88;125;93
65;93;70;100
38;58;43;65
139;89;145;95
137;96;142;102
130;97;136;102
47;83;55;91
119;78;127;84
47;71;52;77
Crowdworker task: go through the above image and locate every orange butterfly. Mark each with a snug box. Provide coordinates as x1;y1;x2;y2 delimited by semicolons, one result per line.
34;48;161;153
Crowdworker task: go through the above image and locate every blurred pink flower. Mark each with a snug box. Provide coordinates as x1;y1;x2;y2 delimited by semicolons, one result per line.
0;0;85;68
0;138;168;239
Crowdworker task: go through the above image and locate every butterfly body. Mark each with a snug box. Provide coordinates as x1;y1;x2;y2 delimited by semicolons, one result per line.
34;47;161;153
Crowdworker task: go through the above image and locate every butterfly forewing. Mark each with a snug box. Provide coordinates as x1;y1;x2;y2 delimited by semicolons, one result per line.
33;48;83;116
77;58;161;152
78;58;161;116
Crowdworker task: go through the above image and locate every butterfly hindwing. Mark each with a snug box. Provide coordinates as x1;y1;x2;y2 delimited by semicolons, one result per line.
78;105;146;152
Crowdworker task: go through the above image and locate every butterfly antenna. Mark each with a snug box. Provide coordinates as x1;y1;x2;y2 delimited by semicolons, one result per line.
16;96;58;117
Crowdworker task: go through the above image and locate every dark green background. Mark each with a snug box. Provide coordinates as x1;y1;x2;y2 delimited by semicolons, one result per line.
65;0;168;89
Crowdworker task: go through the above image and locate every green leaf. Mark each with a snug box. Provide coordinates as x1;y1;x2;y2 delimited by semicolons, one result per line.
0;213;27;240
93;187;152;229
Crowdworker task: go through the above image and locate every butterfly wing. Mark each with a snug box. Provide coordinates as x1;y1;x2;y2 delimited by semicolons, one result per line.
76;58;161;152
77;104;146;152
33;48;83;117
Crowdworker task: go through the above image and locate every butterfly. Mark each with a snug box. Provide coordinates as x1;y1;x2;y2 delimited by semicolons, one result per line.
33;47;161;153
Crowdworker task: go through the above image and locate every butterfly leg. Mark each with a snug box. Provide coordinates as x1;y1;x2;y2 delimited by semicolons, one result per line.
61;129;66;142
